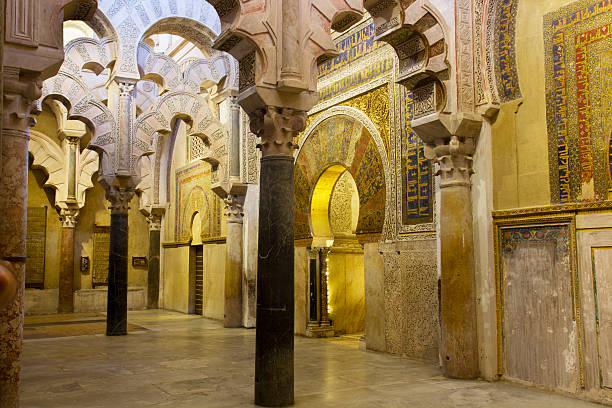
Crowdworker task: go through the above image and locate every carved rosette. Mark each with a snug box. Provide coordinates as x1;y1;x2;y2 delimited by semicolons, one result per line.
59;208;80;228
249;107;307;157
224;194;245;224
425;136;475;188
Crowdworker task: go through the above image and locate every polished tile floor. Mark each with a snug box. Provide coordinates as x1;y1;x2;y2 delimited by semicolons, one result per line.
21;310;602;407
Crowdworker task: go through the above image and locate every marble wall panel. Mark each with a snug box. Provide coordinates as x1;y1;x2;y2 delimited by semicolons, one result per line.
381;238;439;362
294;247;309;335
161;246;191;313
364;242;385;351
327;251;365;335
202;243;225;321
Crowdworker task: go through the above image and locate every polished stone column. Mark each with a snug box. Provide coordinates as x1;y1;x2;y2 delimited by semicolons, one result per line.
432;135;479;379
58;208;78;313
319;247;331;328
224;193;245;327
0;261;17;311
0;72;40;407
146;210;163;309
103;183;134;336
252;107;306;407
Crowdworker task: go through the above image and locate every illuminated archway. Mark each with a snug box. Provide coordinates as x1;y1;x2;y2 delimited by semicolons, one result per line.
295;109;388;241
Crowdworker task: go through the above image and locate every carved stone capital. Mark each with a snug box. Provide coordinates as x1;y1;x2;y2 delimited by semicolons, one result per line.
59;207;79;228
147;214;163;231
224;194;245;224
64;135;81;146
99;176;137;214
118;82;135;96
425;136;475;188
2;71;43;134
249;107;306;157
105;186;135;214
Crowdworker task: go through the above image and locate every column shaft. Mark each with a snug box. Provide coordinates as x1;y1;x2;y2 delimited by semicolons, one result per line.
319;248;330;325
107;212;129;336
255;156;295;407
224;215;243;327
0;129;28;408
147;229;160;309
58;226;75;313
439;185;478;378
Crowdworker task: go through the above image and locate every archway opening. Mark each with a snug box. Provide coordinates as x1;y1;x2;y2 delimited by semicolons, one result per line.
308;166;364;337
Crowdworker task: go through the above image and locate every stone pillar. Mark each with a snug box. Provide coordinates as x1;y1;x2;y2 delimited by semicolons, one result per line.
252;107;306;407
146;210;163;309
0;72;41;407
224;193;245;327
0;261;17;311
431;135;479;379
103;182;134;336
58;208;78;313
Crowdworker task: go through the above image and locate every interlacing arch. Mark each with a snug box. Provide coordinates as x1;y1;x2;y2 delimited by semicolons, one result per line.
96;0;222;77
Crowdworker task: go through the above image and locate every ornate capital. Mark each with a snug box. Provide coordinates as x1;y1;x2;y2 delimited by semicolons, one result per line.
105;186;135;214
147;214;163;231
99;176;137;214
2;70;43;134
59;208;79;228
118;82;135;97
425;136;475;188
65;136;81;146
249;107;306;157
224;194;245;224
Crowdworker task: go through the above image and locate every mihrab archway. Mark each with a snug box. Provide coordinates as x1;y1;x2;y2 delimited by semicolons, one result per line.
294;106;390;241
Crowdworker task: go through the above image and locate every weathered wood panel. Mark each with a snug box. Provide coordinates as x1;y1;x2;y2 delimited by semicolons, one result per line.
26;207;46;288
577;225;612;401
500;225;578;393
593;247;612;389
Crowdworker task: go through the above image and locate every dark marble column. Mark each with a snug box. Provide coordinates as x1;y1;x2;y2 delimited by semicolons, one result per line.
0;73;40;408
251;107;306;407
58;208;78;313
103;184;134;336
146;210;163;309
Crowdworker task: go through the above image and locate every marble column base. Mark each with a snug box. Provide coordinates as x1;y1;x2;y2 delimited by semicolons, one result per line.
305;321;335;338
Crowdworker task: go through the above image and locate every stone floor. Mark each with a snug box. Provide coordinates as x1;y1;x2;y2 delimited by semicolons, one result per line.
20;310;602;407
